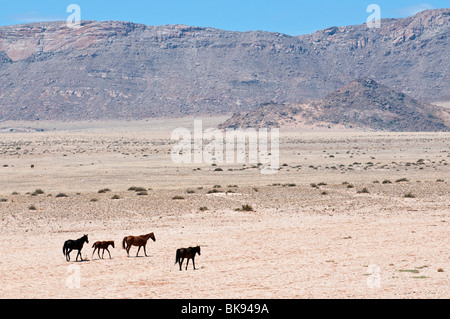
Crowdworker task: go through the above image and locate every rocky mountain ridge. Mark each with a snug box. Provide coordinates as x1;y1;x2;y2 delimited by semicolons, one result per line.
0;9;448;122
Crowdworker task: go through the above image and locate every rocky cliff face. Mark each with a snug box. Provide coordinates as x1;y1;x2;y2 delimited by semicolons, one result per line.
0;9;448;121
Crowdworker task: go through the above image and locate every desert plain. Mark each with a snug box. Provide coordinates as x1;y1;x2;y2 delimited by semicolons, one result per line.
0;117;448;299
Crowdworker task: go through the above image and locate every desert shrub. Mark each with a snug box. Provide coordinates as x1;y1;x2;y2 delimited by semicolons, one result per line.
98;188;111;193
0;198;7;202
395;178;409;183
357;188;370;194
111;194;120;199
136;191;148;196
172;195;184;200
214;168;223;171
199;206;208;211
404;192;416;198
382;179;392;184
55;193;68;198
28;205;37;210
238;204;254;211
186;189;196;194
90;198;98;202
32;189;44;196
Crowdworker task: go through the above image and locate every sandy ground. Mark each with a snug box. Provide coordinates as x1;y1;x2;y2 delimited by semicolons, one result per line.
0;118;449;299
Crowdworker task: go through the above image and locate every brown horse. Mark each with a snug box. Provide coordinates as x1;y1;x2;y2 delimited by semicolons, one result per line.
175;246;201;271
92;241;115;259
122;232;156;257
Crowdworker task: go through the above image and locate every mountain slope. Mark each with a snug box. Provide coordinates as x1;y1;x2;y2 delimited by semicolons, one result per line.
0;9;449;121
219;78;450;132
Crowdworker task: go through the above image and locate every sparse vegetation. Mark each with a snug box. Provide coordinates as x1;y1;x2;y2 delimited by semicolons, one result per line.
128;186;147;192
31;189;44;196
172;195;185;200
357;187;370;194
404;192;416;198
98;188;111;193
398;269;419;273
28;205;37;210
55;193;68;198
111;194;120;199
236;204;254;212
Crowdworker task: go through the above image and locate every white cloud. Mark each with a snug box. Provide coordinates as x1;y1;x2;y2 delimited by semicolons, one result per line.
395;3;435;17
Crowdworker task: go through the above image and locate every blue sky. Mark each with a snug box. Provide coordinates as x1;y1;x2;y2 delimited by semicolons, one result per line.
0;1;448;35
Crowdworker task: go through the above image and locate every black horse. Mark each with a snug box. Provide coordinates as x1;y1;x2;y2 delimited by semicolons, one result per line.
63;234;89;262
175;246;201;271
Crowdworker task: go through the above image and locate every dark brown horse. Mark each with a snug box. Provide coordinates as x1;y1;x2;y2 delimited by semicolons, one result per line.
175;246;201;271
92;241;115;259
63;234;89;262
122;232;156;257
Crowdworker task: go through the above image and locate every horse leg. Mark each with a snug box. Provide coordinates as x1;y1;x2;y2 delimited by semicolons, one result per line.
67;248;73;262
185;258;189;270
106;248;112;259
192;257;196;270
136;246;141;257
143;245;148;257
179;258;184;271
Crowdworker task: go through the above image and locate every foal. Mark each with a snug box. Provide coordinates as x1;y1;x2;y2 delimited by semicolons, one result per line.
92;241;115;259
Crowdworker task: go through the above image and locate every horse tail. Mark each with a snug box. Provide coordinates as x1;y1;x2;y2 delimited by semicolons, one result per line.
122;237;127;250
175;249;180;264
62;242;67;256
